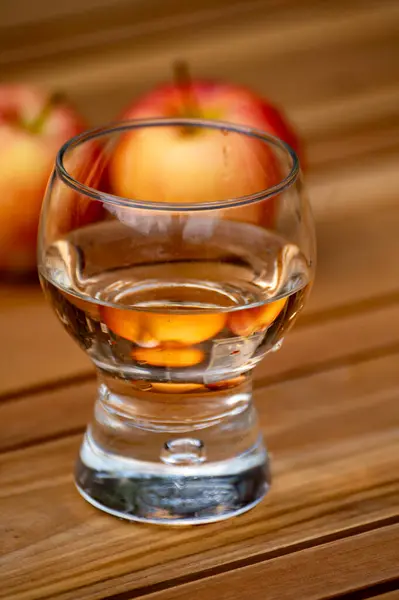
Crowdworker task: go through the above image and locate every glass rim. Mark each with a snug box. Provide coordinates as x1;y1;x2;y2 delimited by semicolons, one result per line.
56;117;300;212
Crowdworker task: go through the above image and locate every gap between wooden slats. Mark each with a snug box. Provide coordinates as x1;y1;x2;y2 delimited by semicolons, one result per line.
137;525;399;600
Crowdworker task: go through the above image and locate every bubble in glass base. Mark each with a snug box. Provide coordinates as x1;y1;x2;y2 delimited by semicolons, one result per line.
75;433;270;525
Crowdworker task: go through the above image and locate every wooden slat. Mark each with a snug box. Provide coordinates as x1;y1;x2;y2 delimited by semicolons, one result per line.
0;301;92;398
1;350;398;600
151;528;399;600
0;381;94;453
143;525;399;600
1;0;120;28
0;0;271;60
2;299;399;453
306;202;399;313
308;154;398;216
3;0;397;107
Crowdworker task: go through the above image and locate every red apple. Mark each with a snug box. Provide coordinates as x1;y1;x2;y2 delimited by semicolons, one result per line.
0;85;86;275
119;80;301;157
109;80;300;224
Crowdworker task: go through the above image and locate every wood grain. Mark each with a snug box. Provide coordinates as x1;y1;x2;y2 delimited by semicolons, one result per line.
0;301;92;398
142;525;399;600
1;350;398;600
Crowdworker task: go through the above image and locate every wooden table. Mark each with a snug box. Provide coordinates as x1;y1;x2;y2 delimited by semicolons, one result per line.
1;1;399;598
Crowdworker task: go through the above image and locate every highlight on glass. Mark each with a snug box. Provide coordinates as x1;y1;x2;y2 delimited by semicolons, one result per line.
38;118;316;524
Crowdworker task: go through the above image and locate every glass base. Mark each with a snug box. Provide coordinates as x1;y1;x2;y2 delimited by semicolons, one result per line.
75;433;269;525
74;380;270;525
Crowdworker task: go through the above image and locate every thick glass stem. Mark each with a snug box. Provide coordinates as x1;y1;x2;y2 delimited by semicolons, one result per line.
75;373;270;524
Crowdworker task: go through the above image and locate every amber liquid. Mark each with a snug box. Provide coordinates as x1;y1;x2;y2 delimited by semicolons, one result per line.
43;278;308;390
40;220;311;393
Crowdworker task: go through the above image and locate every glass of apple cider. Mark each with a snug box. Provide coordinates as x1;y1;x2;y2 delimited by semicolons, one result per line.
38;118;315;524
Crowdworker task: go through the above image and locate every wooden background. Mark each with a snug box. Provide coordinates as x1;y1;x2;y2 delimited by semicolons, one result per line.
1;0;399;598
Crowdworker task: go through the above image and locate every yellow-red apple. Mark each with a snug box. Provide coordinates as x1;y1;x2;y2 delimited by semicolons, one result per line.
118;80;300;157
109;80;299;225
0;85;86;275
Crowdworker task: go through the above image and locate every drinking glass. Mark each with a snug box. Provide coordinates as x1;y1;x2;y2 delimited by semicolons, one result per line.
38;118;315;525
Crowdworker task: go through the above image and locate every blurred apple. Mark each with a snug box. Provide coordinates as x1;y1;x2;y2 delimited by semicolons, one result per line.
110;75;300;225
0;85;86;275
118;78;301;157
44;138;106;243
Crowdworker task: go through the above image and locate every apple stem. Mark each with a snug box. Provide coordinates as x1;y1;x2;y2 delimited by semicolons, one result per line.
173;60;202;130
27;92;65;134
